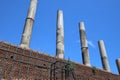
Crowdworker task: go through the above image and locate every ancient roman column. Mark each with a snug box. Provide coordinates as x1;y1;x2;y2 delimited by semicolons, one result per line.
56;10;64;59
98;40;111;72
20;0;37;49
116;58;120;74
79;22;91;66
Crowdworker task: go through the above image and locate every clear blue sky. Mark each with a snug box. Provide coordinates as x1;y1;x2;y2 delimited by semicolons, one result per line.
0;0;120;74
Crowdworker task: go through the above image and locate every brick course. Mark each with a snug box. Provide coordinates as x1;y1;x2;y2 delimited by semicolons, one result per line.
0;41;120;80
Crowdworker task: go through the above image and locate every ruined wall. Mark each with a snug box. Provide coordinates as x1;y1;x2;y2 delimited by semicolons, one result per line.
0;41;120;80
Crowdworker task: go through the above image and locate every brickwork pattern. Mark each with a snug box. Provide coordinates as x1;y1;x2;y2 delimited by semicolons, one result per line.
0;41;120;80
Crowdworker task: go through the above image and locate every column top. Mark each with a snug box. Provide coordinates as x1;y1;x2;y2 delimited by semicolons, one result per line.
116;58;120;61
98;40;104;42
79;22;85;30
57;10;63;14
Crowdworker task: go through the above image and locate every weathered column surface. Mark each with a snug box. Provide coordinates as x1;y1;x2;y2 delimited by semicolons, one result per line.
20;0;37;49
79;22;91;66
56;10;64;59
116;58;120;74
98;40;111;72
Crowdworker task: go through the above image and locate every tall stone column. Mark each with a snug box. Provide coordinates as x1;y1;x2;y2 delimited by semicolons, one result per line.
20;0;37;49
56;10;64;59
116;58;120;74
79;22;91;66
98;40;111;72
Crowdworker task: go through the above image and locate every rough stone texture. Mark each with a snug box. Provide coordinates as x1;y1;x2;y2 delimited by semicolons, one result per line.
0;41;120;80
56;10;64;59
20;0;37;49
116;58;120;74
98;40;111;72
79;22;91;66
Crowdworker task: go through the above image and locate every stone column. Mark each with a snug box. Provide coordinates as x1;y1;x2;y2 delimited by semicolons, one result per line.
56;10;64;59
20;0;37;49
98;40;111;72
116;58;120;74
79;22;91;66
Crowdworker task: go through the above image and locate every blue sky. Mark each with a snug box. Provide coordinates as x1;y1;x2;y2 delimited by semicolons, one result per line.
0;0;120;74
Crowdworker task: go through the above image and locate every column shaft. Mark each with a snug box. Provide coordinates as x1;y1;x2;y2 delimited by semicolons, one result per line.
56;10;64;59
79;22;91;66
98;40;111;72
20;0;37;49
116;58;120;74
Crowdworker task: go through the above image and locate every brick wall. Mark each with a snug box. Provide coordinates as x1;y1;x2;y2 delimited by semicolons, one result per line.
0;41;120;80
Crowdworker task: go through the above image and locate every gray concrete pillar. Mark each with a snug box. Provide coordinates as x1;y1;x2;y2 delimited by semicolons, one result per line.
20;0;37;49
98;40;111;72
116;58;120;74
56;10;64;59
79;22;91;66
